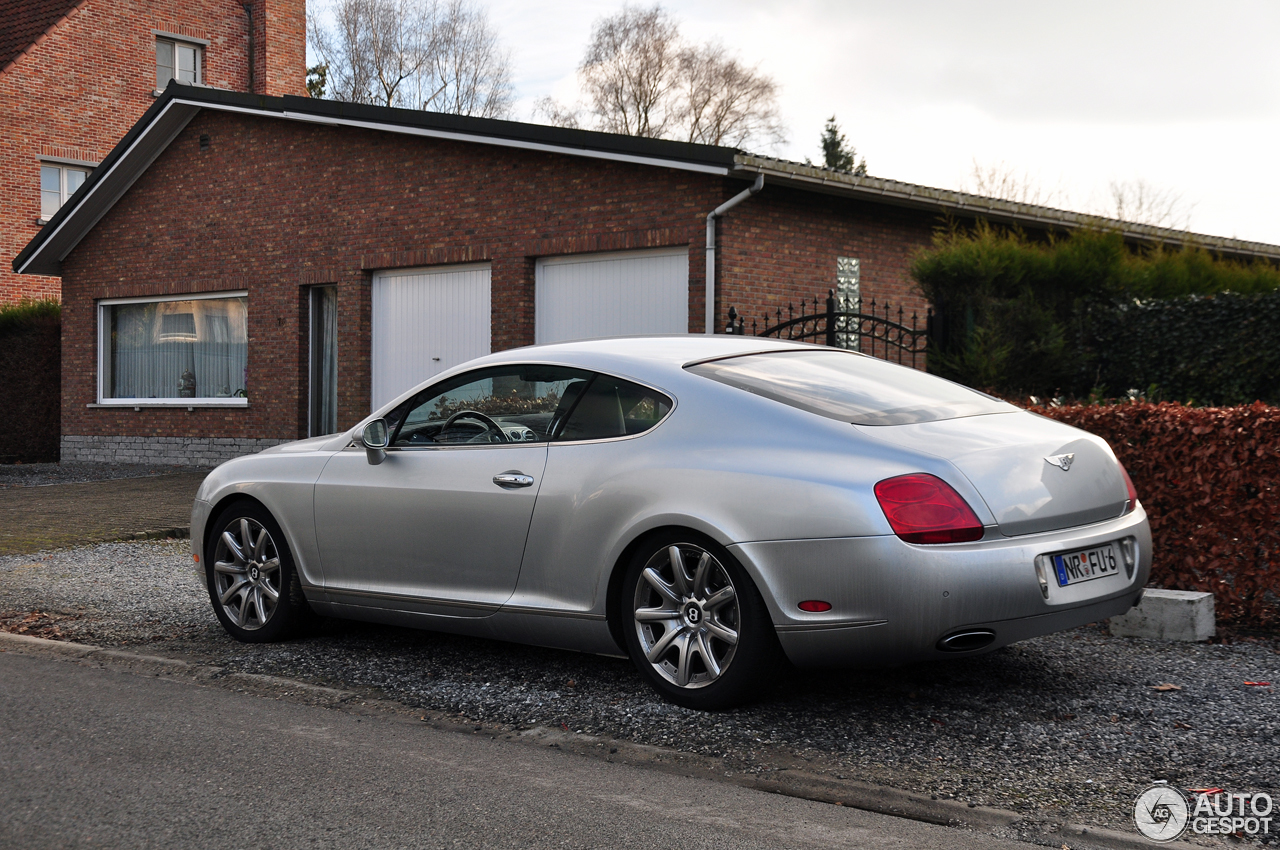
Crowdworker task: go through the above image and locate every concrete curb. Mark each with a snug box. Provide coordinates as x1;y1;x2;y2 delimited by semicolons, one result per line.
0;631;1202;850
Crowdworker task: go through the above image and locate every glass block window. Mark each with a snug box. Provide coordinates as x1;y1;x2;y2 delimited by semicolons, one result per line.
836;256;860;307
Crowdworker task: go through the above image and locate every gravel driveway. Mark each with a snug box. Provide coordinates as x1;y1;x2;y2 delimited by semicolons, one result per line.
2;540;1276;843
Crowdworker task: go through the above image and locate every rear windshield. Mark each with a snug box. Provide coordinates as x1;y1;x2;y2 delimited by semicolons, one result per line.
686;349;1014;426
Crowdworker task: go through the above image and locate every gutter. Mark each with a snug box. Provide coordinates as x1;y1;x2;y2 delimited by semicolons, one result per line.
733;155;1280;262
243;4;255;94
704;173;764;334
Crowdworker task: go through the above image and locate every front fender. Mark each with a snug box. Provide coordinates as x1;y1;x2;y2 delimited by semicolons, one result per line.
193;447;340;589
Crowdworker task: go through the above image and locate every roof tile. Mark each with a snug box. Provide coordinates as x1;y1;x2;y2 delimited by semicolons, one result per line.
0;0;83;72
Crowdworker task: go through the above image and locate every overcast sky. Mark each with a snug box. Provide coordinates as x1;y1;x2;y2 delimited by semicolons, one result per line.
461;0;1278;245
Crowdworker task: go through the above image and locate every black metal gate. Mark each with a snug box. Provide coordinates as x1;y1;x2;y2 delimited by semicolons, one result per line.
725;290;932;369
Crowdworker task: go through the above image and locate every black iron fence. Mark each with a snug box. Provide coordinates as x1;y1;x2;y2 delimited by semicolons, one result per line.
725;290;932;369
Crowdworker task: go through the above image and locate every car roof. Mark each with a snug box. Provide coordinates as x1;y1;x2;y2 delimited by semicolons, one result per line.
476;334;818;373
364;335;851;426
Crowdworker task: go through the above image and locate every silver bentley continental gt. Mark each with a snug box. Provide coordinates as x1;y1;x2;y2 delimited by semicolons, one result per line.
192;336;1151;709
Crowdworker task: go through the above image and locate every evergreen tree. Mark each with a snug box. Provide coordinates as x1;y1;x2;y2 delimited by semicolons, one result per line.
819;116;866;175
306;64;328;99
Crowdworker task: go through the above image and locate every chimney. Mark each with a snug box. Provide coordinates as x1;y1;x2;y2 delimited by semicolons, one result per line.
247;0;306;96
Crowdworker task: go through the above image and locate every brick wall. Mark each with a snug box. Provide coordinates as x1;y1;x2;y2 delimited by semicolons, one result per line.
0;0;305;305
717;184;933;333
58;110;947;456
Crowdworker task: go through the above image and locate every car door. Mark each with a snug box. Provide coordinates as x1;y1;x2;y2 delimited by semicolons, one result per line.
510;373;676;615
313;364;593;613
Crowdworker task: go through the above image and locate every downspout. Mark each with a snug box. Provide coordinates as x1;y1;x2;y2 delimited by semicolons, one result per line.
704;173;764;334
243;3;255;94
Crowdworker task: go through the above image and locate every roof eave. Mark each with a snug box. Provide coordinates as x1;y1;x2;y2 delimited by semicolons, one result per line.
14;91;201;276
14;84;741;276
733;155;1280;261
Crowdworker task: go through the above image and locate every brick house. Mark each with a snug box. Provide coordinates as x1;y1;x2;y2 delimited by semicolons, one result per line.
0;0;304;304
15;85;1280;465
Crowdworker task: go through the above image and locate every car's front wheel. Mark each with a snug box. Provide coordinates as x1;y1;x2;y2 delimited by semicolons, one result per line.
205;501;310;642
621;532;781;710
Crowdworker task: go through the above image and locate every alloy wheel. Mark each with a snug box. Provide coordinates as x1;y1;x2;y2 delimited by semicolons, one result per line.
212;517;282;630
632;543;740;689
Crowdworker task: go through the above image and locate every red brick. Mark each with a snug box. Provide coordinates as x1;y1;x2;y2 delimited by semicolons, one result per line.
59;111;943;444
0;0;305;304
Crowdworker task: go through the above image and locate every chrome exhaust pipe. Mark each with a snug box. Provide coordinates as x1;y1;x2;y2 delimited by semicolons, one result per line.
936;629;997;652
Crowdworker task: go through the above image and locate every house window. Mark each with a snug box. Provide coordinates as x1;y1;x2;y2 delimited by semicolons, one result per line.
40;164;89;219
836;256;861;350
156;38;202;89
99;293;248;405
836;256;860;307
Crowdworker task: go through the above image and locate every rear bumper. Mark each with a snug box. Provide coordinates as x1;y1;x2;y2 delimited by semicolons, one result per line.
729;506;1151;668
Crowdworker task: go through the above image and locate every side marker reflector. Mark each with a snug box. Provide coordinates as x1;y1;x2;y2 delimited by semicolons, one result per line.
798;600;832;613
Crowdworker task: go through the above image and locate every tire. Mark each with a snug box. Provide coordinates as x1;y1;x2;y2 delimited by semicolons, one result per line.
620;531;782;710
204;501;311;643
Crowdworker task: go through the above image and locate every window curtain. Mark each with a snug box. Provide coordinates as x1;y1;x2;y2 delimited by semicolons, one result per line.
107;297;248;400
311;286;338;434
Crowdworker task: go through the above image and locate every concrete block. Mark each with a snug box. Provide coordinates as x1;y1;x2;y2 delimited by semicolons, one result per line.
1110;588;1215;642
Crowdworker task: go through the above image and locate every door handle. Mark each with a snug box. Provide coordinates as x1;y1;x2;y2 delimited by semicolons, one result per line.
493;473;535;488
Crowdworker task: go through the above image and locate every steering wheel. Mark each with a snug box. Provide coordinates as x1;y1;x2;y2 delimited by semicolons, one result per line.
439;409;508;443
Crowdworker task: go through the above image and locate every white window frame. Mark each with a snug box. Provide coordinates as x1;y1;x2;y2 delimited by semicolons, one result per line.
154;33;206;92
95;291;249;408
38;162;91;223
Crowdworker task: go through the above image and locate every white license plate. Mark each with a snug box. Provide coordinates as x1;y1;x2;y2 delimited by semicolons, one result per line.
1052;544;1119;587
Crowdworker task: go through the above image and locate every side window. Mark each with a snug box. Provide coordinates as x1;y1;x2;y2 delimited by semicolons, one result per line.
156;38;202;89
40;164;89;219
556;375;673;442
388;365;592;447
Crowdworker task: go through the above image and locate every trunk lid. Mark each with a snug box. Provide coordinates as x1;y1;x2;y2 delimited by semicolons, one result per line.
860;411;1128;536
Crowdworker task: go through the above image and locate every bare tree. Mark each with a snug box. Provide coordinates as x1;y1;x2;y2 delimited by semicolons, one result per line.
531;96;582;129
308;0;514;118
308;0;431;106
420;0;513;117
678;44;784;147
1102;179;1193;230
548;4;785;151
964;159;1062;207
578;4;681;137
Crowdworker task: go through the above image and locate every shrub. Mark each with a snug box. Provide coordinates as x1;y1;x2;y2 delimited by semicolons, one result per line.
0;299;61;464
1089;290;1280;405
914;223;1280;398
0;297;60;334
1031;401;1280;627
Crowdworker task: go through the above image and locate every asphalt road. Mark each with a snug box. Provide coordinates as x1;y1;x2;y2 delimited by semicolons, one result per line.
0;651;1036;850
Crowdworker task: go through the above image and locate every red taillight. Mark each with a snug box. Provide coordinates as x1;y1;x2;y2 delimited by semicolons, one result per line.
1119;461;1139;514
874;473;984;544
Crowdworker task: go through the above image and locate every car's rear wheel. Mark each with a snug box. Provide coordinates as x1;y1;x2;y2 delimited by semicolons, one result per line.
621;532;781;710
205;501;310;642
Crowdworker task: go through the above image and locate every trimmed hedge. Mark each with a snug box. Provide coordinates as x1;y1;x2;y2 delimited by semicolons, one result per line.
913;224;1280;398
0;299;61;464
1031;401;1279;627
1090;290;1280;405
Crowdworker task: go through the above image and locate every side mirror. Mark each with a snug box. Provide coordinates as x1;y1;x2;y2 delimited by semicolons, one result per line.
361;419;389;465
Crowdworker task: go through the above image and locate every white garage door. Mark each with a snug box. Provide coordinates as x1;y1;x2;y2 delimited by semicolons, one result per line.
371;263;491;410
535;248;689;344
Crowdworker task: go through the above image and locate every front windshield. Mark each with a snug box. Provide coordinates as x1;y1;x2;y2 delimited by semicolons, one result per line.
686;349;1014;426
